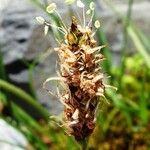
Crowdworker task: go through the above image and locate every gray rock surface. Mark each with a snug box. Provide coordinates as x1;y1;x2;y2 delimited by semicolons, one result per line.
0;0;66;115
0;0;50;64
0;118;28;150
99;0;150;65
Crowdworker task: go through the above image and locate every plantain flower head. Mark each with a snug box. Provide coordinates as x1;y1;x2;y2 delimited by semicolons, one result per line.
39;1;116;141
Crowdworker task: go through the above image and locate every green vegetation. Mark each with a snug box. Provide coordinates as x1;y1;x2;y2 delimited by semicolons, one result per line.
0;0;150;149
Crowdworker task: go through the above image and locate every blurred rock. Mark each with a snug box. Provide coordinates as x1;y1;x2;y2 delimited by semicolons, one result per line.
0;119;28;150
0;0;51;64
0;0;62;114
98;0;150;65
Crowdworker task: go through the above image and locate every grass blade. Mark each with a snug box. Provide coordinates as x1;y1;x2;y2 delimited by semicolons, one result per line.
0;79;49;120
127;26;150;69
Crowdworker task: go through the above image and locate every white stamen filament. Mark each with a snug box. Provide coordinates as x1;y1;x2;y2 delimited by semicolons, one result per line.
92;74;103;83
88;10;94;27
96;93;110;104
45;21;66;34
95;68;101;72
80;71;87;81
94;102;100;116
95;58;106;64
87;45;106;54
43;77;71;99
54;10;68;32
44;25;49;35
91;29;97;37
61;64;71;74
97;87;104;93
86;98;91;110
83;7;86;27
93;118;97;123
55;37;62;45
57;87;72;109
104;85;118;91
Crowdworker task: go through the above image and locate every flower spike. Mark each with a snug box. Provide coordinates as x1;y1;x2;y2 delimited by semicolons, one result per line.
37;1;114;142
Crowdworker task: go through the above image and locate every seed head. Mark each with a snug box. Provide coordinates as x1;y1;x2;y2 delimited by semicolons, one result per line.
40;1;115;141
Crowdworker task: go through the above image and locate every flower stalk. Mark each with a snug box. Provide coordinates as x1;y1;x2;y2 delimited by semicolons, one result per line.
37;0;116;146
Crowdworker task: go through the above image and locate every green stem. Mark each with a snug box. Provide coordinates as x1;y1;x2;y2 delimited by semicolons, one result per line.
0;79;49;120
0;50;7;80
28;65;37;99
122;0;134;52
119;0;134;90
11;102;51;136
80;138;88;150
127;26;150;68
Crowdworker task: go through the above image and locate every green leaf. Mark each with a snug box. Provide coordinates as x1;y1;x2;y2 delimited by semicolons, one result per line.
127;26;150;69
135;26;150;52
11;103;50;149
0;79;49;120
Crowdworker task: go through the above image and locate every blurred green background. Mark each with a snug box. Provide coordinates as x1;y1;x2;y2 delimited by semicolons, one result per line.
0;0;150;149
